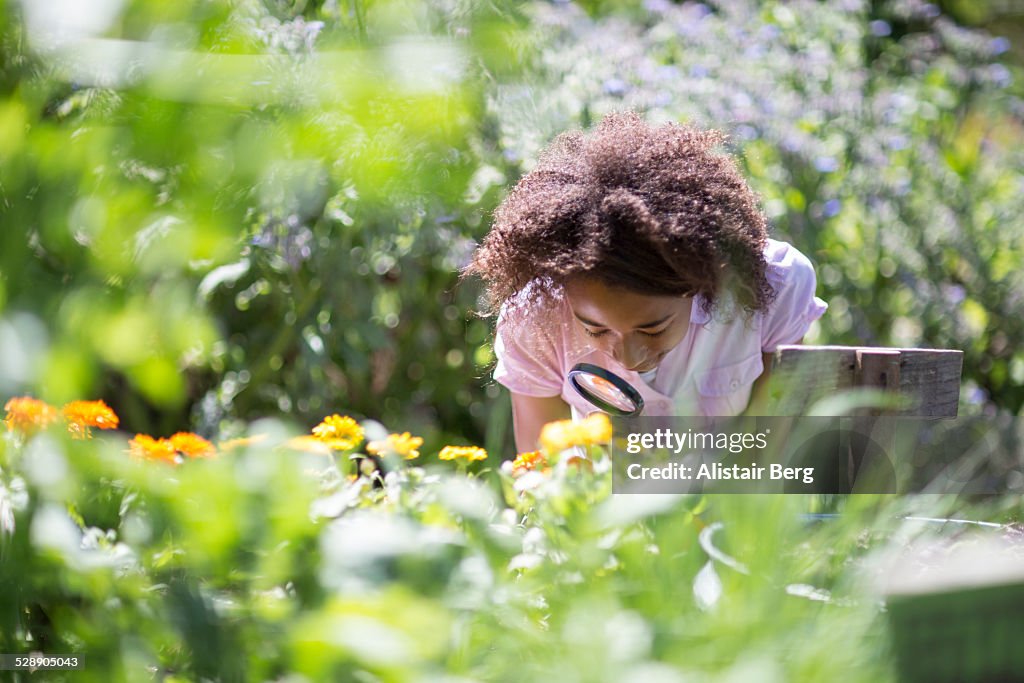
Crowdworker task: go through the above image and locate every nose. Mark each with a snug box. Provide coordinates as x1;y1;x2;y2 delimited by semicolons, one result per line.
609;336;648;370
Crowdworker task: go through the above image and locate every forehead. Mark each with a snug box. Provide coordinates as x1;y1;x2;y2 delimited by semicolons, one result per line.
564;277;687;326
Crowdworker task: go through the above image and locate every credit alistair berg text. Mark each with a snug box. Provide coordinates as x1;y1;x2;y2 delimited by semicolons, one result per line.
624;426;812;484
617;423;816;490
611;418;846;493
611;416;1020;495
625;461;815;484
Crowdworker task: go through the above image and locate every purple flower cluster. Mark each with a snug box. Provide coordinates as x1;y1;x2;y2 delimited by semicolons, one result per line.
251;216;316;271
249;16;324;55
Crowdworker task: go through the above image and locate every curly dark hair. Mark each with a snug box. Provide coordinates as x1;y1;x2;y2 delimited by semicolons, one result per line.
464;111;775;318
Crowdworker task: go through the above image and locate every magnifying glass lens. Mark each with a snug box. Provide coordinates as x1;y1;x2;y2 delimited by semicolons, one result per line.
577;374;634;412
568;363;645;416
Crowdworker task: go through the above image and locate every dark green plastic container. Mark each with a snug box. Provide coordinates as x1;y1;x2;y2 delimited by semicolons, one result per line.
887;578;1024;682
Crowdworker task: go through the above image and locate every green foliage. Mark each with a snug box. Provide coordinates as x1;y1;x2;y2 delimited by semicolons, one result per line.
0;0;531;452
5;425;1010;681
2;0;1023;679
3;0;1020;452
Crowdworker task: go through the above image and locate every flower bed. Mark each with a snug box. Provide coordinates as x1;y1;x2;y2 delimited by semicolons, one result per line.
4;396;1011;681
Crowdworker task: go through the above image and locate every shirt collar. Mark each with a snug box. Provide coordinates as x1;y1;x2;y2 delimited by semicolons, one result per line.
690;293;711;325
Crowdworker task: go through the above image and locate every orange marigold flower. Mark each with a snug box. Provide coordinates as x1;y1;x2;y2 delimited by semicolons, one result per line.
540;413;613;454
3;396;58;435
128;434;179;464
312;414;364;451
129;432;216;464
170;432;216;459
438;445;488;462
511;450;547;473
367;432;423;460
62;399;119;439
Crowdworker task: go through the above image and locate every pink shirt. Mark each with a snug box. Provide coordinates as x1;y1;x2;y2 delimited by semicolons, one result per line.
493;239;828;417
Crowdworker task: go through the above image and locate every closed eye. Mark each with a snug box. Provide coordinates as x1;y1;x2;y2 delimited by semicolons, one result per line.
584;327;667;338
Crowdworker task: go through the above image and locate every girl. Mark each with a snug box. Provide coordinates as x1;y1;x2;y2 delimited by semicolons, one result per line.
465;111;827;452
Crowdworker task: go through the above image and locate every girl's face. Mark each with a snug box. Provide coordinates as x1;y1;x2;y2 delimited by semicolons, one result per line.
564;277;693;373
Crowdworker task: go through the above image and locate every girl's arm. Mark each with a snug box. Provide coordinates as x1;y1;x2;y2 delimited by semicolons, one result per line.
511;393;571;454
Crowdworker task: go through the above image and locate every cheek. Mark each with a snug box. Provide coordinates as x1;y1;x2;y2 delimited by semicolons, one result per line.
647;340;674;356
653;326;689;353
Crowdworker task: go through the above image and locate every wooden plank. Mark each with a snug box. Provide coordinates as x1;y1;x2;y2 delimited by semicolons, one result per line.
855;349;902;389
852;350;901;485
898;350;963;417
856;348;901;413
770;346;963;417
768;347;858;416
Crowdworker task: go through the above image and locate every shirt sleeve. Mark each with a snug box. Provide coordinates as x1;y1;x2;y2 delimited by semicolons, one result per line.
760;243;828;353
492;299;565;397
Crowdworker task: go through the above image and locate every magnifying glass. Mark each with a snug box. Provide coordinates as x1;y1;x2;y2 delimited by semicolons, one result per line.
568;363;645;416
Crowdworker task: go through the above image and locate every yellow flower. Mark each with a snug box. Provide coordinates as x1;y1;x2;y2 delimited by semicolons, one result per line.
511;450;547;473
312;414;364;451
367;432;423;460
580;412;613;443
3;396;58;434
540;413;613;453
438;445;488;462
218;434;269;452
539;420;572;453
170;432;216;459
284;435;334;455
62;399;120;439
128;434;179;465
